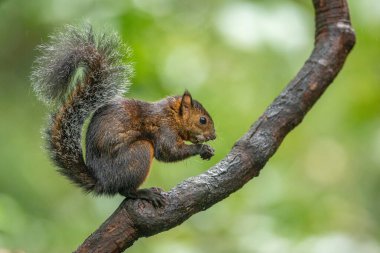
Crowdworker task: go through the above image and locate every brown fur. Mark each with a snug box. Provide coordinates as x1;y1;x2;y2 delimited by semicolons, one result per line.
85;91;216;197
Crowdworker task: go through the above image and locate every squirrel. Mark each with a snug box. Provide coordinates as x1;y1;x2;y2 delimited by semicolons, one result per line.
31;24;216;207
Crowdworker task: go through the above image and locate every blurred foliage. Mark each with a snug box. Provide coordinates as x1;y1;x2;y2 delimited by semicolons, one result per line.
0;0;379;252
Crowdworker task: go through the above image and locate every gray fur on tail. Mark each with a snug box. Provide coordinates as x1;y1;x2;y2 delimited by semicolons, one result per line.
31;24;132;192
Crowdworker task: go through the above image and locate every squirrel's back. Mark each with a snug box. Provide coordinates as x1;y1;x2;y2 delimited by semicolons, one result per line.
31;24;133;191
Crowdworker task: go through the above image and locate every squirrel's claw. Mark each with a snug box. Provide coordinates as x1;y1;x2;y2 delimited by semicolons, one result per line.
122;188;167;208
200;145;215;160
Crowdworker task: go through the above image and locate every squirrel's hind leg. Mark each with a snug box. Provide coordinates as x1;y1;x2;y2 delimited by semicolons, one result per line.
116;140;166;207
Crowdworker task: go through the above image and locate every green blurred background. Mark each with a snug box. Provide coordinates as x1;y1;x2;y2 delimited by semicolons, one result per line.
0;0;379;252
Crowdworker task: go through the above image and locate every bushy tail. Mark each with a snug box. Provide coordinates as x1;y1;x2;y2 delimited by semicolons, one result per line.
31;24;132;192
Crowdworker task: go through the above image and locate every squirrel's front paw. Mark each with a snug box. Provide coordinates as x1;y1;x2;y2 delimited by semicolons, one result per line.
200;145;215;160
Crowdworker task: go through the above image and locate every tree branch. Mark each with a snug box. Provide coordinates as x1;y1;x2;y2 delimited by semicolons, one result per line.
76;0;355;252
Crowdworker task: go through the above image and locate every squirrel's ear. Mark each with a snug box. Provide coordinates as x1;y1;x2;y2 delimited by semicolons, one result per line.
179;89;193;116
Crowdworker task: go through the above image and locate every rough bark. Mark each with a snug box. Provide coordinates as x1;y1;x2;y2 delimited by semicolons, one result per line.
76;0;356;252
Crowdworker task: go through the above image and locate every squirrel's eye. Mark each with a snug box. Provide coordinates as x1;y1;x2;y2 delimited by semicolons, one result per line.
199;116;207;125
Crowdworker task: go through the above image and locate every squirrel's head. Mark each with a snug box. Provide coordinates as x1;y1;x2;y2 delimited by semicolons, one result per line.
178;90;216;144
